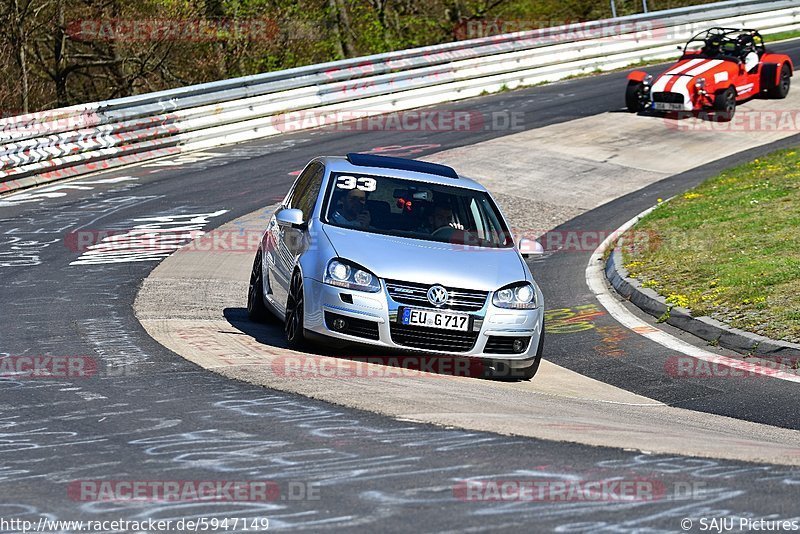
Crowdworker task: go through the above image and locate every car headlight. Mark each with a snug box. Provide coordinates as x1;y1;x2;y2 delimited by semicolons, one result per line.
492;282;538;309
324;259;380;293
695;78;706;90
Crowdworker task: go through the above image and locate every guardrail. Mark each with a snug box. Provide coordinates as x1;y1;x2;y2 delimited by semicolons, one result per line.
1;0;799;192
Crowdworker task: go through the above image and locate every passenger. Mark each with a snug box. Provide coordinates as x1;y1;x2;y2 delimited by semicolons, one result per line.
738;35;759;73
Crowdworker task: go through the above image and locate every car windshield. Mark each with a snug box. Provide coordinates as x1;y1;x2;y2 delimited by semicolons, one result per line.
323;172;513;248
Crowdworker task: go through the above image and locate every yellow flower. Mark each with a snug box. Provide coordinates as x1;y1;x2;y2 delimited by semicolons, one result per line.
666;293;690;309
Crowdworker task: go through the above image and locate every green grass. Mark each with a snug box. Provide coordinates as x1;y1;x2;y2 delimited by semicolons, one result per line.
621;148;800;343
764;30;800;43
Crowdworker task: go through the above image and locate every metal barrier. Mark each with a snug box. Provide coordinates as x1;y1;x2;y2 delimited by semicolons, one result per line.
1;0;798;192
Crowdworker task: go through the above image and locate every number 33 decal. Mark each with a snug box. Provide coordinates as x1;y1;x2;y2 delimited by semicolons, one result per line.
336;176;377;192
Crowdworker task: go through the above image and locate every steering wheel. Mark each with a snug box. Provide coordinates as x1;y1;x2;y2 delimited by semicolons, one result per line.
432;226;453;237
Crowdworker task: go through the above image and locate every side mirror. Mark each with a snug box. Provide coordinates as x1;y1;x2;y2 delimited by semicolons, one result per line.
518;238;544;258
276;208;306;229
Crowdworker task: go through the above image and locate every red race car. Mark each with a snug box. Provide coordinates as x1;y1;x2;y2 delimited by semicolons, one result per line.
626;27;792;120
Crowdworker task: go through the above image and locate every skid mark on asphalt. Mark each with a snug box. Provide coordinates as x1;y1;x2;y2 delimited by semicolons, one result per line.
69;209;228;265
0;195;161;268
0;176;139;208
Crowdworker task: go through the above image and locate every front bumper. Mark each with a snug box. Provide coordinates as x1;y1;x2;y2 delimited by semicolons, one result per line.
650;89;714;112
302;277;543;368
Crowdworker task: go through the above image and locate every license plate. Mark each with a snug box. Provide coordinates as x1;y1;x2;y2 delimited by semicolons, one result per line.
400;308;470;331
653;102;684;111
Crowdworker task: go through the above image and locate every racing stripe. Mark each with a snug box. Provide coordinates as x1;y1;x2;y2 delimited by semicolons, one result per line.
651;59;706;92
668;60;724;101
664;60;719;92
664;58;706;76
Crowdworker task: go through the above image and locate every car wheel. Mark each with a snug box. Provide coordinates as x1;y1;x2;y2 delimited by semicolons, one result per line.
520;329;545;381
768;63;791;99
285;270;306;349
247;251;272;322
625;81;646;113
713;87;736;121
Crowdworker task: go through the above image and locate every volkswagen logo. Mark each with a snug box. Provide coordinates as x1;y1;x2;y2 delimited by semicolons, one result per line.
426;285;449;307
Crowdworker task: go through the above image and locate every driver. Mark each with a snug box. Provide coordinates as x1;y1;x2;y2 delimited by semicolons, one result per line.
332;189;371;229
701;36;722;58
426;202;460;242
430;203;455;233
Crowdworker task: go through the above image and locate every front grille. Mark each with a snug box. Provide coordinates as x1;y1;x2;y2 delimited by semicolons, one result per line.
652;91;684;104
484;336;531;354
385;279;488;312
389;323;479;352
325;311;380;340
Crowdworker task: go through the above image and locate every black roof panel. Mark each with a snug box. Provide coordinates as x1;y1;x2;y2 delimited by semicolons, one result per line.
346;153;459;179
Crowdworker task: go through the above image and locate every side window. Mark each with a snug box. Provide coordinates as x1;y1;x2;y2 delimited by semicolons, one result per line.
287;163;324;220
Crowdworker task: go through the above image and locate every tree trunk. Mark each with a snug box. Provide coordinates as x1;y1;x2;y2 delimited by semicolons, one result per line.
205;0;228;79
328;0;357;58
53;0;68;106
10;0;30;112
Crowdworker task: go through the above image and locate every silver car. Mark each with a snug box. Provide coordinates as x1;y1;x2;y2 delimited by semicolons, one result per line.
247;153;545;379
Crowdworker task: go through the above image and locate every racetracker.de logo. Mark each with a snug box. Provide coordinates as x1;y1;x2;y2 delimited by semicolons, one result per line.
66;480;315;502
271;355;490;379
271;110;524;132
453;478;665;502
664;355;800;379
0;356;96;378
665;110;800;132
66;18;281;42
452;19;683;41
517;229;658;254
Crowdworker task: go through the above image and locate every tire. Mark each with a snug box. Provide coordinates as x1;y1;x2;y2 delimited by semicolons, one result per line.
625;81;646;113
487;327;544;381
713;87;736;122
768;63;791;99
247;251;272;322
520;329;545;381
285;270;306;349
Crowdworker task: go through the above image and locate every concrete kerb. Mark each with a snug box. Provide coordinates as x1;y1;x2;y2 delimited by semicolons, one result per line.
605;229;800;360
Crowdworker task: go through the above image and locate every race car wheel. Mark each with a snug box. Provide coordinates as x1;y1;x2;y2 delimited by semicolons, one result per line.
247;251;272;322
285;270;306;349
768;63;791;99
713;87;736;121
625;81;646;113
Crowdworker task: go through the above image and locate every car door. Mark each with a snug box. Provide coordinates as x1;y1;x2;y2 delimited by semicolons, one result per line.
269;162;324;310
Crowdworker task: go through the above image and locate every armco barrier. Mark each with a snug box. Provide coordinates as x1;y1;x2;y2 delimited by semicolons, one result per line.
1;0;799;193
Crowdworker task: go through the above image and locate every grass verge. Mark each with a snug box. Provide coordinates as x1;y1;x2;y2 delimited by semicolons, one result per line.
621;148;800;343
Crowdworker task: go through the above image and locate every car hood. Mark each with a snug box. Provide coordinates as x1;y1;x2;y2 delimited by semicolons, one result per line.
652;58;737;97
321;224;529;292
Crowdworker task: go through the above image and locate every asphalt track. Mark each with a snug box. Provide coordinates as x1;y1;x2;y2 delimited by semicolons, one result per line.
1;41;800;531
